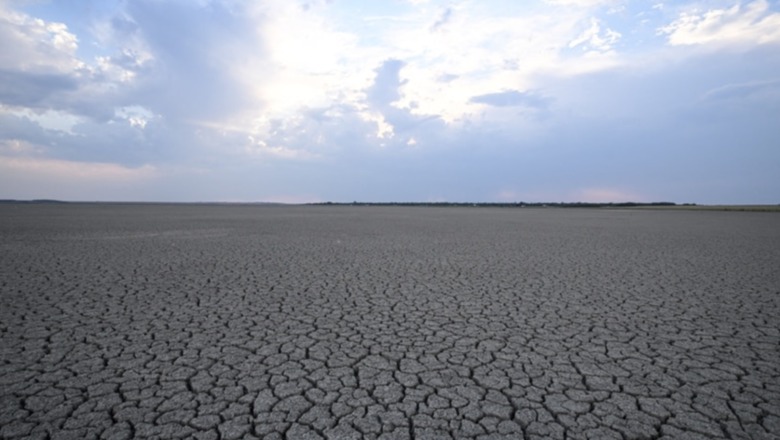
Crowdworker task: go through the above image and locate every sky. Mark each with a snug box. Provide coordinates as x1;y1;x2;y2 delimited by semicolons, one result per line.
0;0;778;203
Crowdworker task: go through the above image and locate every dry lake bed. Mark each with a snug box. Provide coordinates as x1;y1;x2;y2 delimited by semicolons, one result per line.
1;204;779;440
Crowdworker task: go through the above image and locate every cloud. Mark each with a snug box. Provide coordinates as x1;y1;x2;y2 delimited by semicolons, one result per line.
0;70;79;108
701;78;780;102
0;154;156;180
121;0;266;123
0;139;45;156
469;90;550;109
0;1;274;171
369;2;629;122
437;73;459;83
366;59;407;109
1;1;779;203
245;138;321;161
0;4;87;113
0;108;161;166
355;59;447;146
659;0;780;47
568;18;621;52
0;4;140;122
546;0;619;6
252;0;364;118
430;6;453;31
0;5;81;73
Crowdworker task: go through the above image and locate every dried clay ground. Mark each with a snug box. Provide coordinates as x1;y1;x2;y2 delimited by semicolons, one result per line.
1;204;779;440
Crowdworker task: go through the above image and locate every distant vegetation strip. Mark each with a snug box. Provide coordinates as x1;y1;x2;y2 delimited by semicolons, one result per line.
0;199;69;204
312;201;681;208
2;200;778;211
312;202;780;211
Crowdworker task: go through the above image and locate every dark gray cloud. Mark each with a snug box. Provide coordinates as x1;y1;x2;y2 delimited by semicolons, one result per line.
0;70;79;108
470;90;550;108
437;73;459;83
430;7;453;31
0;111;165;166
0;113;53;148
0;69;118;122
122;0;266;122
366;59;406;109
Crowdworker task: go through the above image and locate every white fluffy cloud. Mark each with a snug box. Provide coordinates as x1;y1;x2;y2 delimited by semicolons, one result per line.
0;6;81;73
659;0;780;47
569;18;622;52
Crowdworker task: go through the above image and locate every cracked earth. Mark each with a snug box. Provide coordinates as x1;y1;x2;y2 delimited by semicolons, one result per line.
1;205;779;440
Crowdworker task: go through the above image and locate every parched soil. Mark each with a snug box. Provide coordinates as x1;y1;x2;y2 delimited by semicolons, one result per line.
1;204;779;440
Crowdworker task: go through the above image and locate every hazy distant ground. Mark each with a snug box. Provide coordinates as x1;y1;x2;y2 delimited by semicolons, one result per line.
1;204;779;439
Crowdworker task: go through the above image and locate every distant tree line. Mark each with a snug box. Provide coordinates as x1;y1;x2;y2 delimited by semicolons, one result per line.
312;201;680;208
0;199;68;204
0;200;696;208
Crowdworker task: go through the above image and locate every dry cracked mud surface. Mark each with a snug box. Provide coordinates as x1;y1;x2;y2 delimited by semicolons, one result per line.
1;204;779;440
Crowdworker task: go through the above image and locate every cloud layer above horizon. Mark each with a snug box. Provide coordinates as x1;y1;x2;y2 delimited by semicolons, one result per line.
1;0;779;203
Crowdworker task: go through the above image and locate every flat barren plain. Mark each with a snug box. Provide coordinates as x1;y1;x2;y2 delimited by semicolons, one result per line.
1;204;779;440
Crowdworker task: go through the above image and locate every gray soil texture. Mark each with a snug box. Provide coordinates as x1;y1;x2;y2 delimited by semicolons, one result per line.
1;204;779;440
